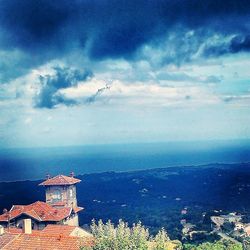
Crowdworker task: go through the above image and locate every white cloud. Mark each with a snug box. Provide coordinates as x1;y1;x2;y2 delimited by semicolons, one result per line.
24;117;32;124
60;77;220;107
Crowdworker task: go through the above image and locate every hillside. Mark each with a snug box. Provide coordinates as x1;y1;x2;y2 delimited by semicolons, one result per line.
1;162;250;240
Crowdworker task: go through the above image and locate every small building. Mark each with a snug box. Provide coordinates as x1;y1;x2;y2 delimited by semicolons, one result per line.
244;224;250;236
211;213;242;231
0;174;83;229
39;173;83;226
39;174;81;208
234;222;244;231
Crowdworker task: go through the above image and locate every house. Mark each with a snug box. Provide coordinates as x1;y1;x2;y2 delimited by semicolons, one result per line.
211;213;242;231
0;174;83;229
0;219;94;250
243;224;250;236
234;222;244;231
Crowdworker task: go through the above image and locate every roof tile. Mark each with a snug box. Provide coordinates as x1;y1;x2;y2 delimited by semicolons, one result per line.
0;201;72;222
2;233;93;250
39;175;81;186
0;233;18;249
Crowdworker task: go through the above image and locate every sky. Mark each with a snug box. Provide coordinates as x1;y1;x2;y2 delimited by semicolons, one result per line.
0;0;250;148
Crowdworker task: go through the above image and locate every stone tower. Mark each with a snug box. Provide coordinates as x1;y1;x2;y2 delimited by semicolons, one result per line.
39;173;83;226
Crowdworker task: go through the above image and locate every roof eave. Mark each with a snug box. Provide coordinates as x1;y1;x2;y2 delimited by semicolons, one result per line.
39;179;81;186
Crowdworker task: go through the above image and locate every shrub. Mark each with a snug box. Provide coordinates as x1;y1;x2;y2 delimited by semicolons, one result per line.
154;228;170;250
183;240;243;250
80;219;173;250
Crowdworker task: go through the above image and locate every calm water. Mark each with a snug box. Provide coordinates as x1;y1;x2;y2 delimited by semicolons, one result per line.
0;140;250;181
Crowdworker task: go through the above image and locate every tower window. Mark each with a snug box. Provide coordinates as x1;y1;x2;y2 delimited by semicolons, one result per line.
52;190;61;201
69;189;73;197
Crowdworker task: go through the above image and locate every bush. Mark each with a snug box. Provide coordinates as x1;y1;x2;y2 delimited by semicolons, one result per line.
80;219;173;250
183;240;243;250
154;228;170;250
80;220;243;250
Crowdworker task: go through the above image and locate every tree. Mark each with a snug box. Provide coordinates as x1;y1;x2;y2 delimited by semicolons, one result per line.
196;241;225;250
183;240;243;250
82;219;150;250
153;228;170;250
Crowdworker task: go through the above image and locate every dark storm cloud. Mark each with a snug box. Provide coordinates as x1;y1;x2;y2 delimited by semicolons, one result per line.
0;0;72;50
1;0;250;81
203;35;250;57
230;35;250;53
34;67;92;108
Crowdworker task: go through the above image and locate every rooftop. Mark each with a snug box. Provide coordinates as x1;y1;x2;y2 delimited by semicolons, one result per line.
40;224;92;237
40;224;79;236
2;234;83;250
0;226;93;250
0;233;18;249
0;225;94;250
39;174;81;186
0;201;76;222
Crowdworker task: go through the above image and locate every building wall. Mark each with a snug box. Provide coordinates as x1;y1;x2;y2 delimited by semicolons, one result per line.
45;185;77;207
44;184;80;227
63;214;79;227
66;185;77;207
71;227;92;237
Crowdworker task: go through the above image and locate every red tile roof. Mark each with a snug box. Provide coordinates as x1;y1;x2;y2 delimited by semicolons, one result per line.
32;225;92;238
39;175;81;186
4;227;40;235
4;225;92;238
1;224;93;249
40;225;93;238
0;233;18;249
4;228;22;234
1;233;94;250
0;201;72;222
40;224;77;236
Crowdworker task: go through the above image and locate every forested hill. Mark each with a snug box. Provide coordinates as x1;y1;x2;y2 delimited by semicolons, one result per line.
1;162;250;239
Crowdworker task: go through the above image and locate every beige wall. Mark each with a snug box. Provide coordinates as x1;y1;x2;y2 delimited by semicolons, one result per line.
63;214;79;227
71;227;92;237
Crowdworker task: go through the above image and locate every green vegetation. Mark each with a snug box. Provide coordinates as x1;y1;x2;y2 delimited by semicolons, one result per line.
80;219;181;250
183;241;243;250
81;220;243;250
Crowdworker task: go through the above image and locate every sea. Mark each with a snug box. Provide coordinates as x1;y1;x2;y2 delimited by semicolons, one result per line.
0;140;250;182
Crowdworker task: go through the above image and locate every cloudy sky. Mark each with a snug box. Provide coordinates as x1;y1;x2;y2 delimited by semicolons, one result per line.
0;0;250;148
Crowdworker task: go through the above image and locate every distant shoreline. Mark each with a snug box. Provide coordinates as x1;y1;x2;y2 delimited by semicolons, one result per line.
1;161;250;183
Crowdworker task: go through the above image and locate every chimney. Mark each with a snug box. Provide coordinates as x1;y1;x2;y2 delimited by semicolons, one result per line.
0;225;4;235
23;219;32;234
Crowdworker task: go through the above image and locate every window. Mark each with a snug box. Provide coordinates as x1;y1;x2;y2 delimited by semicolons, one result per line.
69;189;73;197
52;189;61;201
